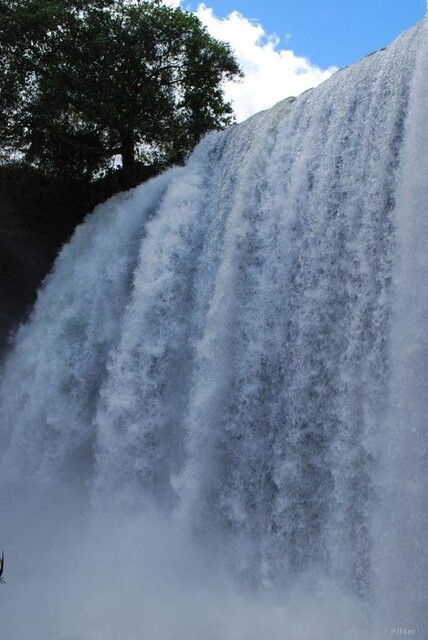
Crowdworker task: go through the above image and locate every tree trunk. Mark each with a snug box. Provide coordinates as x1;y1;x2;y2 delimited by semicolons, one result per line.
120;129;135;173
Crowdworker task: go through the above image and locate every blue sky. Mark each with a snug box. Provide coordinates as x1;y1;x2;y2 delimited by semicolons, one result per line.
184;0;425;67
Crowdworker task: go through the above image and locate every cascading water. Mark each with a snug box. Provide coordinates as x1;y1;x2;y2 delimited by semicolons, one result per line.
0;19;427;640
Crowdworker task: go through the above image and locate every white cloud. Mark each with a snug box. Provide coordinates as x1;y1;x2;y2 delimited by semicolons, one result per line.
194;5;336;121
163;1;337;122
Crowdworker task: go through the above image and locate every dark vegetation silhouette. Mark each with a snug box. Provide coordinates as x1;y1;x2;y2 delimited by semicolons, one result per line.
0;0;241;182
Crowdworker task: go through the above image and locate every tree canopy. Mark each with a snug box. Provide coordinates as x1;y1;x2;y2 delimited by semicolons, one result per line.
0;0;242;181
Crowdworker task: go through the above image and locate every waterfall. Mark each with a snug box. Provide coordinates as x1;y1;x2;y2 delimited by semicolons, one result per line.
0;19;427;640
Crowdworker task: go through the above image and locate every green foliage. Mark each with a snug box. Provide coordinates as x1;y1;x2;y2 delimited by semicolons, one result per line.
0;0;242;180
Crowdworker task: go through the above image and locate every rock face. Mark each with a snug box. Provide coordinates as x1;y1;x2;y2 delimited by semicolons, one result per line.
0;172;97;352
0;185;51;351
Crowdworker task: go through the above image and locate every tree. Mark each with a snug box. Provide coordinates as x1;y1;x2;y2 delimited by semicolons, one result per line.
0;0;242;180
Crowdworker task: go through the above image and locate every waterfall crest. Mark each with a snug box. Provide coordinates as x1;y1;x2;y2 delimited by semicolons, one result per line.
1;19;427;639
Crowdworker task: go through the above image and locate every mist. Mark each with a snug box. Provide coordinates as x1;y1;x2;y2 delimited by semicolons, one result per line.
0;480;366;640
